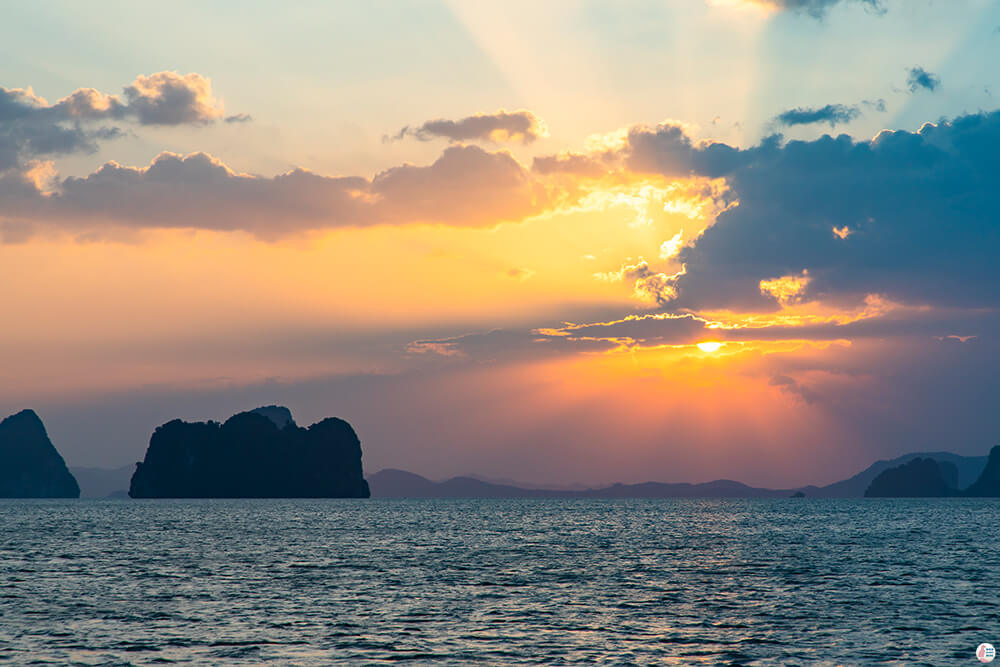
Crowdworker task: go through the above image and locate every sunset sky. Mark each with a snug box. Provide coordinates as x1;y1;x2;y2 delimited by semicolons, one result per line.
2;0;998;487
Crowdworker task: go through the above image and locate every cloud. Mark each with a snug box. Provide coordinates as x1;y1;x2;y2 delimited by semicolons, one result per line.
0;73;231;172
716;0;885;19
775;104;860;128
906;66;940;93
0;145;548;237
534;111;1000;312
0;87;111;171
409;327;619;361
411;307;1000;363
121;72;223;125
224;113;252;124
532;152;608;177
506;267;535;281
862;98;887;112
390;109;547;144
668;113;1000;310
768;374;819;403
0;219;33;244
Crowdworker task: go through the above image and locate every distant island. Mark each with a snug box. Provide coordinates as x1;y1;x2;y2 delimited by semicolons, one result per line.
129;406;370;498
13;412;992;500
0;409;79;498
864;458;958;497
864;446;1000;497
367;449;996;499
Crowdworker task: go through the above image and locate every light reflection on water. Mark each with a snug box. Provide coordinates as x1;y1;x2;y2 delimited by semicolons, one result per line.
0;498;997;665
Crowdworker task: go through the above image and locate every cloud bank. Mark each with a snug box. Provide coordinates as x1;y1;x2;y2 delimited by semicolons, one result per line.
0;145;547;237
535;111;1000;312
0;72;230;172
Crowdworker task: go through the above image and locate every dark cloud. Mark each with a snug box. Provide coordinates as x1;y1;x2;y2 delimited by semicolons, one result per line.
668;112;1000;310
738;0;885;19
409;308;999;366
0;73;231;173
389;110;546;144
120;72;223;125
0;145;547;237
613;121;772;179
224;113;252;124
906;66;940;93
534;111;1000;312
0;87;109;171
768;374;819;404
775;104;860;128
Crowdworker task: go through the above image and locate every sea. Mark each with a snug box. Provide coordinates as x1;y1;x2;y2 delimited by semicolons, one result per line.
1;498;997;666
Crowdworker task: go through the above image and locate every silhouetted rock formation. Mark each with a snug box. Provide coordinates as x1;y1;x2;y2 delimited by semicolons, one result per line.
251;405;296;429
864;458;958;497
790;490;806;498
0;409;80;498
129;407;369;498
963;445;1000;497
798;451;986;497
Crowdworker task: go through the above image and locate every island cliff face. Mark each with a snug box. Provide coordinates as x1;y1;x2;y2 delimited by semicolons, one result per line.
864;448;1000;497
0;410;80;498
963;445;1000;497
129;407;370;498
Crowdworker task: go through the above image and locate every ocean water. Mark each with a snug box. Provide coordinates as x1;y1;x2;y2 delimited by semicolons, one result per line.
0;499;997;666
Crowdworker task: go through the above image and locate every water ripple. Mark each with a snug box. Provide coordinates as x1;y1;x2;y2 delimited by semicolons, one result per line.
0;498;997;664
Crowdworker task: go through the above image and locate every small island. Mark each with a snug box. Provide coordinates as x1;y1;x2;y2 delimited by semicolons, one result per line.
0;409;80;498
129;406;370;498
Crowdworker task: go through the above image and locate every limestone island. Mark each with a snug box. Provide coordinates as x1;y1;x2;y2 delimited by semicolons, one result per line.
864;446;1000;497
0;409;80;498
129;406;370;498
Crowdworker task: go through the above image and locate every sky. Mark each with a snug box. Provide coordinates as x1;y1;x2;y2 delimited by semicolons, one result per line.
1;0;999;487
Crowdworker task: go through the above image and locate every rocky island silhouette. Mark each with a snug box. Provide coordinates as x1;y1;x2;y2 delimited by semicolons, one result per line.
3;404;998;500
129;406;370;498
864;446;1000;497
0;409;79;498
864;457;959;497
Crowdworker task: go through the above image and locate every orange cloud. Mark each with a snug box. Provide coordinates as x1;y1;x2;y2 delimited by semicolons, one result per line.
0;146;548;238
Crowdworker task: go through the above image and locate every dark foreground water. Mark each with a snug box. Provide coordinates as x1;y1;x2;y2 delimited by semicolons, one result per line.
1;499;998;666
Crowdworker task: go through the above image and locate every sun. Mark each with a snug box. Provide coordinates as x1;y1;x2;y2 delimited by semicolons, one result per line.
696;341;723;352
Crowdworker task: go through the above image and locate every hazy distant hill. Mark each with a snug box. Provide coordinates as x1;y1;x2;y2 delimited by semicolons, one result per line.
370;450;991;499
70;465;135;498
368;469;793;498
86;448;992;500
